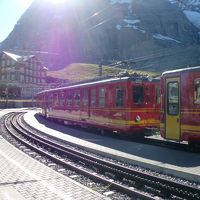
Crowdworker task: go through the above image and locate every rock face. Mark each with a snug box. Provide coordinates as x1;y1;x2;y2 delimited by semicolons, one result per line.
1;0;200;71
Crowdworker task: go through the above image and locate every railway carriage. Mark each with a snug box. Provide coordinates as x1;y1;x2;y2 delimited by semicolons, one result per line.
160;66;200;145
36;74;160;136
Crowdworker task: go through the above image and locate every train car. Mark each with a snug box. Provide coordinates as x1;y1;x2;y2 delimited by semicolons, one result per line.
36;74;160;136
160;66;200;145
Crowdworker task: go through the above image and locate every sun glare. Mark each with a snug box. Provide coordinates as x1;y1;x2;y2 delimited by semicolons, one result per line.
19;0;34;8
45;0;67;4
44;0;81;5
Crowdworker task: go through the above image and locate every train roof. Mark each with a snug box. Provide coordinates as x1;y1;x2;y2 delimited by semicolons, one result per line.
162;66;200;76
37;74;159;94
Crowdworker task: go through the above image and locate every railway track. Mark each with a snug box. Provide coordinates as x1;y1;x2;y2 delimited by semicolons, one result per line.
3;112;200;200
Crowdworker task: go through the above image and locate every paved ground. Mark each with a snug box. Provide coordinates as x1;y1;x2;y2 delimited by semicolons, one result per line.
0;108;110;200
24;109;200;184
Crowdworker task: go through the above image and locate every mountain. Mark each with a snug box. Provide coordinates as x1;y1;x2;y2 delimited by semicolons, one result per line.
1;0;200;71
168;0;200;29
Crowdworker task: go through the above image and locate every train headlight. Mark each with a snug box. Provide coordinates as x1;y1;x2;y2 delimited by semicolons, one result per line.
135;115;141;122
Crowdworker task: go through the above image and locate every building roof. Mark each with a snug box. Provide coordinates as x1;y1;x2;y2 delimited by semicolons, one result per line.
2;51;35;62
3;51;21;61
1;51;47;70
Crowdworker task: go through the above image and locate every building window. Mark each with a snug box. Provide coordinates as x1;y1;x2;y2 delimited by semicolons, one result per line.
194;79;200;104
116;87;124;107
20;75;24;82
7;74;10;80
99;88;105;107
42;72;46;77
2;60;5;67
11;74;15;81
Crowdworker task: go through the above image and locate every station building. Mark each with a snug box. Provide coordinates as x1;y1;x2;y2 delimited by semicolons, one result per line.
0;51;48;99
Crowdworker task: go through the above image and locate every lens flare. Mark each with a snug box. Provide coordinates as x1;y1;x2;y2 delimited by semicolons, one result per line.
44;0;66;4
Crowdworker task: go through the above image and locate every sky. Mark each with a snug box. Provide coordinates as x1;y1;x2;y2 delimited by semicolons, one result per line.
0;0;34;42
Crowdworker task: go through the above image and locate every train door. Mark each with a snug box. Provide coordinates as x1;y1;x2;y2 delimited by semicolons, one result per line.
165;77;180;140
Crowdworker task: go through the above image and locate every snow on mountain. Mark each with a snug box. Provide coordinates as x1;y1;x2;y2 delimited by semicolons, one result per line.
153;33;181;43
110;0;133;4
168;0;200;29
2;0;200;70
184;10;200;29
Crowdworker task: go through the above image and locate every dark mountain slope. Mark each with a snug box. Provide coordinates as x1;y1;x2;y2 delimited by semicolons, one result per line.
1;0;200;71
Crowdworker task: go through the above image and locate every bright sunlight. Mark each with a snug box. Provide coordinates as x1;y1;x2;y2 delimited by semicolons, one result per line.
44;0;67;4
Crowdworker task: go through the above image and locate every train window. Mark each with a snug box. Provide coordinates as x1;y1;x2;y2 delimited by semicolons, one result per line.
194;79;200;104
91;89;96;107
167;82;179;115
83;89;89;106
116;87;124;107
54;93;59;106
47;93;53;107
66;92;72;107
133;86;144;103
156;86;160;104
99;88;105;107
59;92;65;106
74;91;80;107
145;86;150;103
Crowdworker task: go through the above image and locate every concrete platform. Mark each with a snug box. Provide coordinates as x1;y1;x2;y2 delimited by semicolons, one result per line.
24;110;200;184
0;109;110;200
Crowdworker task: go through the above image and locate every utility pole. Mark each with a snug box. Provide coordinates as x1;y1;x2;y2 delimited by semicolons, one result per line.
99;62;102;76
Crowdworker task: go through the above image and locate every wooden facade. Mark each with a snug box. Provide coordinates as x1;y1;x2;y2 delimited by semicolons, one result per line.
0;51;47;99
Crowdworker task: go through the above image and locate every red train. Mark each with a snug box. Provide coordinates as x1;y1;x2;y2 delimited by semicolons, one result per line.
160;66;200;145
36;74;161;136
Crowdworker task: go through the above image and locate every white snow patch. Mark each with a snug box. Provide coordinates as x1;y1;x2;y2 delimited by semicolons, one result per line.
184;0;200;6
116;25;122;30
184;10;200;29
123;19;140;24
168;0;177;4
121;18;145;33
110;0;133;4
153;33;181;43
128;4;133;13
132;26;146;33
116;23;145;33
124;24;145;33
